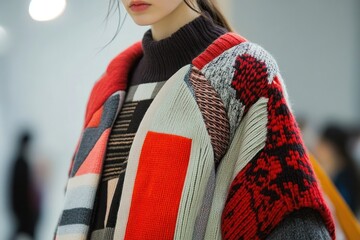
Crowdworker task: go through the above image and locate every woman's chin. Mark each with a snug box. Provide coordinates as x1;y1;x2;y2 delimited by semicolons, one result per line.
128;15;158;26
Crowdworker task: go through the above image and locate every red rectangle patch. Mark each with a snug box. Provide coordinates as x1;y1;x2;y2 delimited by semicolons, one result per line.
124;131;192;240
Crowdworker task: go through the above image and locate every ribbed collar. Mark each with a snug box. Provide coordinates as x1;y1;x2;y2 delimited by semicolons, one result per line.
131;14;227;84
85;32;248;126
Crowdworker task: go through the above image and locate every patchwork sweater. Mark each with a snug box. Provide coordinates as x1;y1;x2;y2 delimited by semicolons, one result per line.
56;32;335;239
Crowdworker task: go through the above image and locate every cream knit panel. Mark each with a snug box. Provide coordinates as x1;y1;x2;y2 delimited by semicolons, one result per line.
113;65;214;239
232;97;268;178
204;97;268;239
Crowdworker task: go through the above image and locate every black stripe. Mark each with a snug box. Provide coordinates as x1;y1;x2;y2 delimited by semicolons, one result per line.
59;208;92;226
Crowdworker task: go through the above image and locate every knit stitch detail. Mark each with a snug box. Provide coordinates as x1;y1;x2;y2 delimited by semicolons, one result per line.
203;97;268;240
57;93;124;239
71;93;121;177
124;131;192;240
201;44;246;140
57;130;110;239
201;42;281;141
188;66;230;165
197;40;334;239
221;55;335;238
193;32;247;69
135;14;227;84
90;81;166;235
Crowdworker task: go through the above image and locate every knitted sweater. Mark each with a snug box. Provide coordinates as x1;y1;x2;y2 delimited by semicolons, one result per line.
56;32;335;239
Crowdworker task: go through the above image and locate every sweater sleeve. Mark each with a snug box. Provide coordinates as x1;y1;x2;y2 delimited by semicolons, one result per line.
217;43;335;239
267;209;331;239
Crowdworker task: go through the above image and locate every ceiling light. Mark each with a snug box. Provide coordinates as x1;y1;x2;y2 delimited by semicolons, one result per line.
29;0;67;22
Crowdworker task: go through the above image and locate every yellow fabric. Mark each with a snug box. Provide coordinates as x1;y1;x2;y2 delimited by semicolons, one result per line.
309;154;360;239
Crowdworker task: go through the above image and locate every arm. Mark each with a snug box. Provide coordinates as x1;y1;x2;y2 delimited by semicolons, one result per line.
267;209;331;239
216;43;335;239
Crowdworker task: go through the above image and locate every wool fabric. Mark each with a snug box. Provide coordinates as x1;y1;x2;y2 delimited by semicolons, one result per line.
56;26;335;240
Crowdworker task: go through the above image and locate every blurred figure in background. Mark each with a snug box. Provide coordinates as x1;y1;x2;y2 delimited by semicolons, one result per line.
315;123;360;216
349;126;360;169
9;131;40;240
297;117;360;239
348;126;360;218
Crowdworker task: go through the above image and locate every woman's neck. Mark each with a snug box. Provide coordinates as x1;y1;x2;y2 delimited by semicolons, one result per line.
151;2;200;41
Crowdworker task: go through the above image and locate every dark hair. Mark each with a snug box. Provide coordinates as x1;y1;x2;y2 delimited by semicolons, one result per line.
102;0;127;49
183;0;233;31
19;130;32;147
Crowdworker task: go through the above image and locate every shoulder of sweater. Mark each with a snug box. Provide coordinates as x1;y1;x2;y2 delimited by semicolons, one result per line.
200;33;281;85
196;33;291;131
92;41;143;94
106;41;143;74
83;41;143;128
196;33;286;110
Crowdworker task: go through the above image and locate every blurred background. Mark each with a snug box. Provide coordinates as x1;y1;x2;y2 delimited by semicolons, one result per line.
0;0;359;239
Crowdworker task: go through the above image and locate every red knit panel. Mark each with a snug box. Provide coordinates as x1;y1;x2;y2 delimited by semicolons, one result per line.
230;54;269;114
86;105;103;128
124;131;192;240
84;42;143;127
75;128;111;176
221;54;335;239
192;32;247;69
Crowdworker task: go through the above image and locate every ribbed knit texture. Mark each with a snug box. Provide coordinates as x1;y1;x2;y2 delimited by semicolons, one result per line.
131;14;227;85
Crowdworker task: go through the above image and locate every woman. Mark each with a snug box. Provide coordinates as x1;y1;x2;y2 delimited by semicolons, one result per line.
56;1;335;239
316;124;360;215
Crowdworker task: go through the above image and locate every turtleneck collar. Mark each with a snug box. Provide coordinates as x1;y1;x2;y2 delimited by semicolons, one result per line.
130;14;227;85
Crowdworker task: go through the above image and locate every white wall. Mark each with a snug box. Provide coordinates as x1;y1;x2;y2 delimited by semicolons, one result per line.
228;0;360;125
0;1;146;239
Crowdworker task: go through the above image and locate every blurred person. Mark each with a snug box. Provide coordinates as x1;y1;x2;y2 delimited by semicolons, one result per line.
308;153;360;240
349;126;360;170
348;125;360;218
297;116;360;239
55;0;335;239
354;137;360;170
9;131;41;240
315;124;360;216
